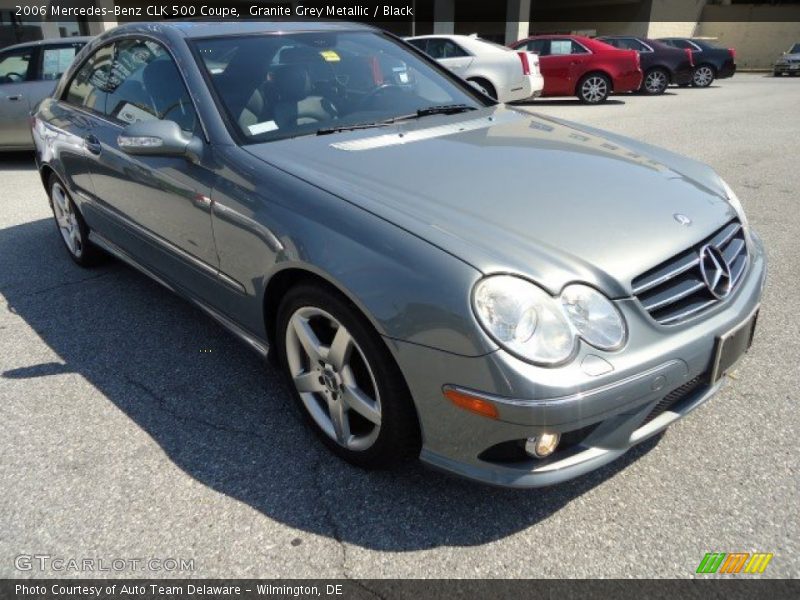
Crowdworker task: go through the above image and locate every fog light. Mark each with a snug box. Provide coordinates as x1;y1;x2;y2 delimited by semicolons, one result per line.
525;432;560;458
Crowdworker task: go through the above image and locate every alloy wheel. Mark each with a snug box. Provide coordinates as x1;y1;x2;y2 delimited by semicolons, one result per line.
51;182;83;258
645;70;668;94
285;306;382;451
693;66;714;87
581;76;608;103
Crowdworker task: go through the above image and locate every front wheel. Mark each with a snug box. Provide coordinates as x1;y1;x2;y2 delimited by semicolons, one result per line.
577;73;611;104
276;283;420;469
642;68;669;95
692;65;715;87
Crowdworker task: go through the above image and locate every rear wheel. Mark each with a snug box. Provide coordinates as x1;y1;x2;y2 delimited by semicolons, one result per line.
48;175;102;267
577;73;611;104
692;65;715;87
467;77;497;100
276;283;421;469
642;68;669;95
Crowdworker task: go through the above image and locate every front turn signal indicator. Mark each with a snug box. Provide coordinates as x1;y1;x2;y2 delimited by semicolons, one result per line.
444;387;499;419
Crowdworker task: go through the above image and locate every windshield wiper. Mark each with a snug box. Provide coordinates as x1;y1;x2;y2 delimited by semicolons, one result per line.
316;105;479;136
414;104;478;117
316;122;394;136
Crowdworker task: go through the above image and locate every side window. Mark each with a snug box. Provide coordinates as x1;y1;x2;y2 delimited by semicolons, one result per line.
426;39;469;60
601;39;622;49
407;39;428;53
65;44;114;112
105;38;198;133
570;41;590;54
525;39;549;56
550;40;574;56
40;44;82;81
0;48;35;84
631;39;651;52
672;39;698;51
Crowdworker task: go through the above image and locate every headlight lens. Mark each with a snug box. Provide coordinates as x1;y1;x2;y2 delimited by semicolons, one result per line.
473;276;576;365
720;178;748;229
560;284;626;350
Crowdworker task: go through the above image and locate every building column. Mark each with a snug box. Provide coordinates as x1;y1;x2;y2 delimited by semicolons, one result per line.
433;0;455;35
505;0;531;44
88;0;118;35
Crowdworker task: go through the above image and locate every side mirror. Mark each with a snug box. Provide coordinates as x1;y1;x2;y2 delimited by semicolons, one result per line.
118;119;202;161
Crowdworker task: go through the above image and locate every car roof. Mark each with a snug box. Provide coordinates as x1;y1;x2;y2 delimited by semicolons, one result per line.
109;20;376;40
1;36;93;52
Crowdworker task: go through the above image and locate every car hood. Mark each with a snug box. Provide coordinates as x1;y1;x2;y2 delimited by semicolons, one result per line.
245;106;735;297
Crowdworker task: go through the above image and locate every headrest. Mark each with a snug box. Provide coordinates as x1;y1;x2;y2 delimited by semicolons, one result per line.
273;64;313;101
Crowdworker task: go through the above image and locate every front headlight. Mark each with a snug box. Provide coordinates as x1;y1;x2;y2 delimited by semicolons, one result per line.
472;276;627;366
720;178;749;229
560;284;626;350
473;276;576;365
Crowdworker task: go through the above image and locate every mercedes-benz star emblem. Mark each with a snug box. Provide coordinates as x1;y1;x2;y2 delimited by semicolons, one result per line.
673;213;692;226
699;244;732;299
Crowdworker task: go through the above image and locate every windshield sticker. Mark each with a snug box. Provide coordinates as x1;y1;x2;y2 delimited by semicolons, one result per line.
320;50;341;62
248;121;280;135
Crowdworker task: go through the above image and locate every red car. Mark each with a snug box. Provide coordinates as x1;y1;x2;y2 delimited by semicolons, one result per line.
509;35;642;103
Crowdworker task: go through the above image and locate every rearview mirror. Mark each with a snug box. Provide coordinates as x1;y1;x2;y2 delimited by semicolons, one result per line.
118;119;202;161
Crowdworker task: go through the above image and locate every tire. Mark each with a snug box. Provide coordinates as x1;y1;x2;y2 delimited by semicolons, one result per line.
774;71;782;77
692;64;715;88
577;73;611;104
276;282;421;469
47;174;102;267
467;77;497;100
642;68;670;95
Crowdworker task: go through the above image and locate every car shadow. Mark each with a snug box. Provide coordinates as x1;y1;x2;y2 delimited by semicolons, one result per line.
0;151;37;171
0;218;662;551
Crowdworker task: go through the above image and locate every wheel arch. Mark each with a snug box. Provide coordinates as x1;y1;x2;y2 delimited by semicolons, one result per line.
263;265;424;439
262;265;390;360
573;69;612;94
466;74;498;98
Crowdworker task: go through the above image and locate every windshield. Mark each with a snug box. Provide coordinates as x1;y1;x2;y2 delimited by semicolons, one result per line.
790;43;800;54
192;31;487;143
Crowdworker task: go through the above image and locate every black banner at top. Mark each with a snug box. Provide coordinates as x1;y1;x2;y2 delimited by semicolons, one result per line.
2;0;800;23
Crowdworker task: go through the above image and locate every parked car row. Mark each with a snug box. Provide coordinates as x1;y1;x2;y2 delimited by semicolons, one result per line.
409;33;739;104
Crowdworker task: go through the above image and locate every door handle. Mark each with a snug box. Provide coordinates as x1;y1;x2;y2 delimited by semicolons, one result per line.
84;134;102;155
7;95;23;101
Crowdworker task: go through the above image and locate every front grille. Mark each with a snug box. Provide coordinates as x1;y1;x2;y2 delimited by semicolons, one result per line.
631;220;748;325
642;375;706;425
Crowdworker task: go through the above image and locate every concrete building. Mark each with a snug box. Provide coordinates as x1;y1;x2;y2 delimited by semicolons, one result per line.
2;0;799;69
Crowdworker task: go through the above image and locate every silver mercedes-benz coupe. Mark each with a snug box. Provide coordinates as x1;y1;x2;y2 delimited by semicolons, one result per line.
32;21;765;487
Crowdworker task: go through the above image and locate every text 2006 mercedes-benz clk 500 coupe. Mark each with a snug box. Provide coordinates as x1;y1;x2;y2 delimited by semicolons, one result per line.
33;22;765;487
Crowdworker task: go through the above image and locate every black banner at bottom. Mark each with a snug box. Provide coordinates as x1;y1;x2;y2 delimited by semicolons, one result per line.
2;579;800;600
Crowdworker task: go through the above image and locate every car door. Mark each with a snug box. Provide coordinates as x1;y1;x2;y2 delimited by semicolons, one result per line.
426;38;473;76
0;45;37;147
72;37;223;305
537;39;585;96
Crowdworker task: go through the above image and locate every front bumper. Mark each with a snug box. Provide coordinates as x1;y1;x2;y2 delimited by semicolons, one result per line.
774;62;800;73
718;62;737;79
388;232;766;488
614;70;644;93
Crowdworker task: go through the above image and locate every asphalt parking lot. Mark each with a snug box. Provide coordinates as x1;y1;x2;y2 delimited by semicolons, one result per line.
1;73;798;579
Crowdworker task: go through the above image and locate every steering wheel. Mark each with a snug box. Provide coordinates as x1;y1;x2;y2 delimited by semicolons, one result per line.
3;72;24;83
358;83;404;110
